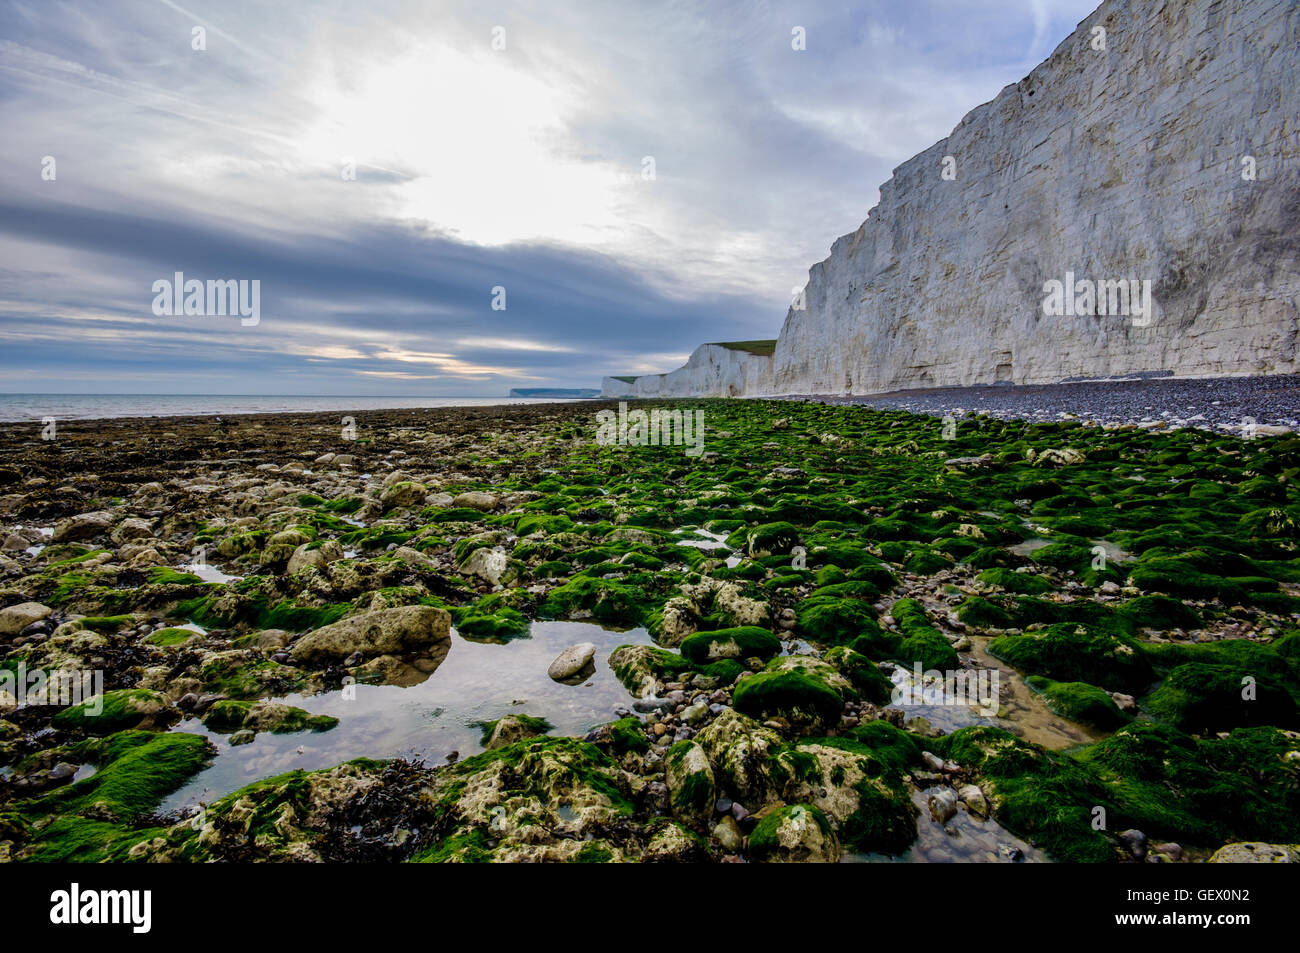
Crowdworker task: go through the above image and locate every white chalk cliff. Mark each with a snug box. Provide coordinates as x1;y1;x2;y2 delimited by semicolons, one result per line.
603;0;1299;399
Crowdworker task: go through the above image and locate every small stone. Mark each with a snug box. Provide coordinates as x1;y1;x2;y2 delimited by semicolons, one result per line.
928;789;958;824
1147;842;1184;863
712;815;744;852
547;642;597;681
1118;829;1147;861
958;783;988;817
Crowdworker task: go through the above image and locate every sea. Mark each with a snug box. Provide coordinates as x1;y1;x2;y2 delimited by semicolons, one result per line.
0;394;596;423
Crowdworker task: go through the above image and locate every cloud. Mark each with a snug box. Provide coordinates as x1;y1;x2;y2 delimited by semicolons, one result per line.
0;0;1100;394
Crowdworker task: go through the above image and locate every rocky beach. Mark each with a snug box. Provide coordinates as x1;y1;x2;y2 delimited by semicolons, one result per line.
793;373;1300;432
1;398;1297;863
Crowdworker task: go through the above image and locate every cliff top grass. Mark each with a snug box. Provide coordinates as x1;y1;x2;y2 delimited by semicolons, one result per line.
705;339;778;356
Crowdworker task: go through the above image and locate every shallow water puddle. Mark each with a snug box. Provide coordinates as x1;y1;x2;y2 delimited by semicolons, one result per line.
882;664;996;734
884;645;1104;750
1010;535;1130;563
967;637;1105;749
847;788;1045;863
161;620;655;811
182;563;243;584
674;527;741;567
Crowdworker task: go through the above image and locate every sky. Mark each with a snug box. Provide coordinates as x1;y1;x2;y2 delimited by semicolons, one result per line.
0;0;1100;395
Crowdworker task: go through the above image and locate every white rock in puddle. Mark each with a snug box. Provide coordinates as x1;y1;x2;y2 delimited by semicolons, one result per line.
548;642;596;681
928;789;959;824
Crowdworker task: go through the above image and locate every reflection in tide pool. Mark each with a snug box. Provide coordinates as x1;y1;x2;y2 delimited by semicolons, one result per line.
161;620;655;812
849;788;1045;863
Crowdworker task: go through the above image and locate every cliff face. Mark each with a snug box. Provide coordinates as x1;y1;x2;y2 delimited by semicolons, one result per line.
609;0;1300;398
602;342;775;397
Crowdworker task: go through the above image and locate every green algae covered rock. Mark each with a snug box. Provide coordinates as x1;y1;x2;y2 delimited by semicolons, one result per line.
824;645;893;704
748;804;840;863
480;713;551;749
929;725;1118;863
665;740;716;820
415;737;639;863
52;689;173;735
976;568;1053;595
1079;722;1300;848
1116;594;1201;631
744;522;801;557
609;644;692;695
146;626;199;647
540;576;650;626
732;655;853;730
989;623;1153;693
603;716;650;757
694;708;784;805
955;595;1016;629
202;699;339;735
679;626;781;664
769;725;919;854
796;596;883;646
1025;676;1130;730
1145;663;1300;733
17;731;213;862
608;643;740;696
1141;637;1297;681
891;599;960;671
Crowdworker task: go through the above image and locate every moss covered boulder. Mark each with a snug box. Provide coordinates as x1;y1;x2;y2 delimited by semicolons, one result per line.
480;713;551;749
1145;663;1300;733
748;804;840;863
415;737;641;863
679;626;781;664
891;599;960;670
732;656;853;731
16;731;213;861
52;689;173;735
745;522;800;557
989;624;1153;693
769;727;918;854
665;740;716;821
824;646;893;704
694;708;784;805
202;700;338;735
1025;676;1130;730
